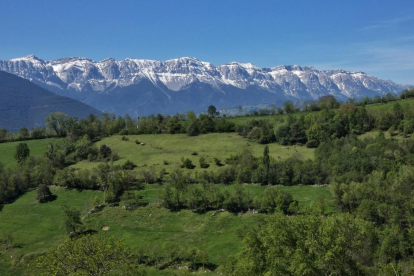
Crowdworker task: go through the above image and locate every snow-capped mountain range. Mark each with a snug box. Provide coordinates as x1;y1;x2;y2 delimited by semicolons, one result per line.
0;55;408;115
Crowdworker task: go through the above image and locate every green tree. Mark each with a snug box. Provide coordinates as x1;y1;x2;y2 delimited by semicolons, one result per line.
230;212;374;276
37;234;146;276
207;105;217;117
187;110;197;122
61;205;83;235
14;142;30;165
0;128;8;140
36;184;54;203
262;145;270;184
45;112;70;137
19;127;30;139
44;143;65;168
283;100;295;114
99;144;112;159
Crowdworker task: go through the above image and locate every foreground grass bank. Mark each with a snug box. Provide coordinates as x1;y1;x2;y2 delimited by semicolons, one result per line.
0;184;331;275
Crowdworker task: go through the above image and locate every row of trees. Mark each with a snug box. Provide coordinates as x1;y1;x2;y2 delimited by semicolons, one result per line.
161;180;296;214
1;91;412;144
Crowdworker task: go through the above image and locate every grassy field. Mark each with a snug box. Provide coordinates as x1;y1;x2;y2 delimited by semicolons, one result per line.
0;138;61;169
72;133;315;172
0;187;102;275
363;98;414;113
358;130;411;140
226;98;414;126
0;184;332;275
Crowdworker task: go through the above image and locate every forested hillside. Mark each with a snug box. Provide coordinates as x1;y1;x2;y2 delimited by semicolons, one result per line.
0;93;414;275
0;71;102;132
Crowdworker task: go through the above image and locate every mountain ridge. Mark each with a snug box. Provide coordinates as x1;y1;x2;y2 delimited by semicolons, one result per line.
0;70;102;132
0;55;408;115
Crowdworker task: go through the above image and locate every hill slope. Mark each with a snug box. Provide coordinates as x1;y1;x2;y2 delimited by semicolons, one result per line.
0;70;102;131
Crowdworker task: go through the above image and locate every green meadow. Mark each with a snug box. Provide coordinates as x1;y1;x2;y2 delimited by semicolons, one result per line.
0;138;61;169
72;133;315;172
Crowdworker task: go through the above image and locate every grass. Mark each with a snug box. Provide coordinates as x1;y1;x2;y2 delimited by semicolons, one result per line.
226;98;414;126
0;184;332;275
0;138;61;169
72;133;315;172
363;98;414;113
0;187;101;275
358;130;410;141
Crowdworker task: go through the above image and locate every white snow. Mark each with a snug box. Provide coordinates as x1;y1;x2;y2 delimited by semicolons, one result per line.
0;55;405;100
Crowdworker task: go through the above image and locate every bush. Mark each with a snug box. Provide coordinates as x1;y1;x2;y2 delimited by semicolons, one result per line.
191;151;198;156
140;167;157;184
306;140;319;148
122;160;137;170
181;158;195;169
135;140;140;145
36;184;54;203
121;136;129;141
14;142;30;164
99;145;112;159
163;160;169;165
111;152;120;161
214;157;224;166
199;157;210;169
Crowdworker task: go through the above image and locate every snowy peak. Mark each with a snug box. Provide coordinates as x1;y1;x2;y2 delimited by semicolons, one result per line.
9;54;42;62
0;55;407;105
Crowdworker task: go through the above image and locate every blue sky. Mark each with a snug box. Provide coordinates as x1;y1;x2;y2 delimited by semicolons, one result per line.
0;0;413;84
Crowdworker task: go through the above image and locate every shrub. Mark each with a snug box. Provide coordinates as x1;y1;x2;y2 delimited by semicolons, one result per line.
181;158;195;169
121;136;129;141
191;151;198;156
214;157;224;167
122;160;137;170
111;152;120;161
14;143;30;164
199;157;210;169
135;140;140;145
140;167;157;184
306;140;319;148
99;145;112;159
36;184;54;203
163;160;169;165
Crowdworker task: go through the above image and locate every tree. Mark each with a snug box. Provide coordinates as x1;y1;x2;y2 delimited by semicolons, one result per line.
100;144;112;159
283;100;295;114
0;128;8;141
19;127;29;139
187;121;199;136
37;234;146;276
207;105;217;117
187;110;197;122
61;205;83;235
45;112;70;137
14;142;30;165
318;95;339;109
229;212;374;276
263;146;270;184
44;143;65;168
36;184;54;203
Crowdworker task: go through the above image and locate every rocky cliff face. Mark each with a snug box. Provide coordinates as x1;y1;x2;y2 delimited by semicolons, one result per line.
0;55;407;115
